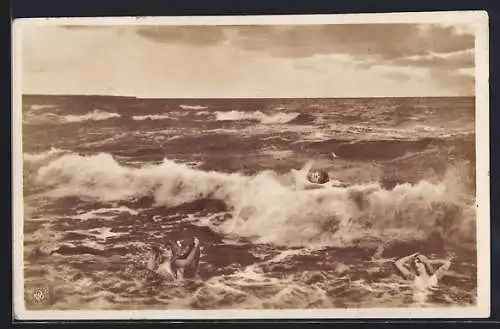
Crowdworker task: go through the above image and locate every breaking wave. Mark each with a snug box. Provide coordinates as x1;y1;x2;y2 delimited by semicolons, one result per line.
180;104;208;110
31;152;476;250
29;104;56;111
215;111;300;124
23;147;66;163
63;110;121;123
24;110;121;125
288;113;317;125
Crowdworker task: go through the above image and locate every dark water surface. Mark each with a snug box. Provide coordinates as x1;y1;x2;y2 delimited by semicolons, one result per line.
22;95;477;309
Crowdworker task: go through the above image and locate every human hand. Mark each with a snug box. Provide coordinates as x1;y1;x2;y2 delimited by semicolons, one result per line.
193;237;199;246
447;253;456;262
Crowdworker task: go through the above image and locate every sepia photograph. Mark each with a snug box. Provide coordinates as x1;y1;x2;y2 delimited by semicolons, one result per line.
12;11;490;319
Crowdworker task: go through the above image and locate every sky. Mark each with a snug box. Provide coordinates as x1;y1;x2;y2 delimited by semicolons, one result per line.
19;22;476;98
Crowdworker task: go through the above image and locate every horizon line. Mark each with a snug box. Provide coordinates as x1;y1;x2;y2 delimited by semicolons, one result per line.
21;93;475;100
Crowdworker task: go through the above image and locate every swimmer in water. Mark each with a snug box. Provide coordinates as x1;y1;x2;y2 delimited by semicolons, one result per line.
145;236;200;281
394;252;452;293
307;169;330;184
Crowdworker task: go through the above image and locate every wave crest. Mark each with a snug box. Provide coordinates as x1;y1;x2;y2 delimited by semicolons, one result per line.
180;104;208;110
31;153;475;249
215;111;300;124
24;110;121;125
34;153;245;206
24;147;66;163
64;110;121;123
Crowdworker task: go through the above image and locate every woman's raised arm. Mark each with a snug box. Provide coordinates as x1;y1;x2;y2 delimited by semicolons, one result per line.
394;252;419;279
173;237;200;268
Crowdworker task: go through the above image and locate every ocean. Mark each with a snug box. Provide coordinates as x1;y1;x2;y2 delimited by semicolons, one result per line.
21;95;477;310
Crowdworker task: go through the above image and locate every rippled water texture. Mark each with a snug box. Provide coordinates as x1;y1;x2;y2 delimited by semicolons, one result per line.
22;96;477;309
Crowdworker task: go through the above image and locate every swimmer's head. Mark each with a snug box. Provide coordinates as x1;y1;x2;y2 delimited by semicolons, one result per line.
413;257;426;275
307;170;330;184
167;240;182;259
412;254;432;276
145;246;163;270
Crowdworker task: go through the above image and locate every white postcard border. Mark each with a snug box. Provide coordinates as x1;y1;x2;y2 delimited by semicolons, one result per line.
12;10;490;320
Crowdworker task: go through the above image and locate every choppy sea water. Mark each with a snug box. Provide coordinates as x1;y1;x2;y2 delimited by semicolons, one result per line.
22;95;477;310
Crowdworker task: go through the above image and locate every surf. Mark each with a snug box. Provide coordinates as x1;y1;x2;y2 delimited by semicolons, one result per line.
23;110;121;125
214;110;300;124
29;152;475;250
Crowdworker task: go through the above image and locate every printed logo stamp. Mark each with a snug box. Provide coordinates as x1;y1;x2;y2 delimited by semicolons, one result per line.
26;285;51;308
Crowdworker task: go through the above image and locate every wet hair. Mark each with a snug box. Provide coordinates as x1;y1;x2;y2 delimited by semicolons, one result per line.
412;256;433;276
167;240;181;260
167;240;184;279
168;239;195;261
148;246;164;264
307;170;330;184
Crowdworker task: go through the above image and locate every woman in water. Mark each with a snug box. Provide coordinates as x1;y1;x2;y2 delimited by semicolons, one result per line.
394;252;452;302
145;236;200;281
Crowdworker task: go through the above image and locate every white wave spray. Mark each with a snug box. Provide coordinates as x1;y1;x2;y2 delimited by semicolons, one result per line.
31;153;475;248
24;110;121;124
215;111;300;124
64;110;121;123
180;105;208;110
24;147;66;163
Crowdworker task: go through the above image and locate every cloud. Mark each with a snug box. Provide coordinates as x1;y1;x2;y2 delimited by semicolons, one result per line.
136;26;226;47
134;24;475;96
21;23;476;97
230;24;477;87
135;24;474;60
388;49;474;70
59;25;111;30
